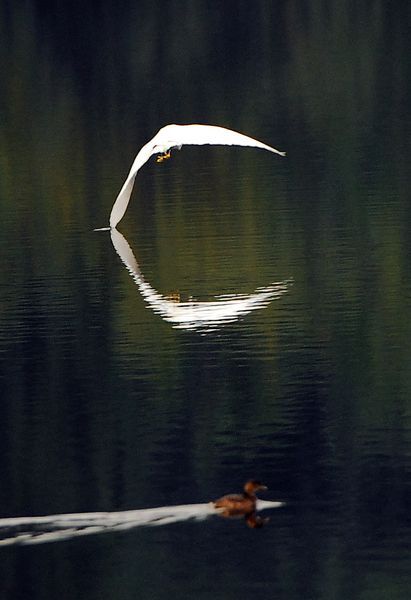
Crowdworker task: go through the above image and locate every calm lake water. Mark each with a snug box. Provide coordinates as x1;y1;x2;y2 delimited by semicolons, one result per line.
1;1;411;598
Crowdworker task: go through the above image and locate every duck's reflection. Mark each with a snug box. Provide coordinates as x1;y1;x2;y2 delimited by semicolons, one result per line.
110;229;291;332
0;499;283;546
216;509;270;529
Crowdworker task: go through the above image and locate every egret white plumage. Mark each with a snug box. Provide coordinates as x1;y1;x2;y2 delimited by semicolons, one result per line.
109;124;285;228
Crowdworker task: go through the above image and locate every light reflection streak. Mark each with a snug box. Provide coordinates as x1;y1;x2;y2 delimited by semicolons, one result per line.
111;229;291;332
0;500;283;547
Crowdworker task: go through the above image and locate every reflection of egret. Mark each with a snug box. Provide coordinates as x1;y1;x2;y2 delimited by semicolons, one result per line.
111;228;291;332
0;500;283;546
110;124;286;228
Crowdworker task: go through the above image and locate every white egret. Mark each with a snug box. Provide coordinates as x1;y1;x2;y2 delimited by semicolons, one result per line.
109;124;286;228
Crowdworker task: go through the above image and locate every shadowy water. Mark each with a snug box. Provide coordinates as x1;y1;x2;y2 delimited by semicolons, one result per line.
0;1;411;599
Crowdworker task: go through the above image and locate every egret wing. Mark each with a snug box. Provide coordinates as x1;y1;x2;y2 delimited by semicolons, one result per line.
159;124;286;156
110;141;155;228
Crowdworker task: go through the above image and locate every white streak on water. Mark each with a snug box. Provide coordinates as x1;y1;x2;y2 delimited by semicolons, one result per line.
0;500;283;547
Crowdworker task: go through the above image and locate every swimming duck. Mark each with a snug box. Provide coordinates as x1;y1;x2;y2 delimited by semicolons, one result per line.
213;480;268;517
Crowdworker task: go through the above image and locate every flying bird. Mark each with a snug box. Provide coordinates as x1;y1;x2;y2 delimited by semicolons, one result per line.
109;124;286;228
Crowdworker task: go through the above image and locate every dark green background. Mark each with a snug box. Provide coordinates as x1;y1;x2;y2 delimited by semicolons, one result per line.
1;1;410;598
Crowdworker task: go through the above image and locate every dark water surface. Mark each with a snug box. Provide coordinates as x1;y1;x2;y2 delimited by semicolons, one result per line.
1;1;411;598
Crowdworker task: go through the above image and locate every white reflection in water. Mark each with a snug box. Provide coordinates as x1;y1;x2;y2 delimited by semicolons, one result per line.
111;229;291;332
0;500;282;546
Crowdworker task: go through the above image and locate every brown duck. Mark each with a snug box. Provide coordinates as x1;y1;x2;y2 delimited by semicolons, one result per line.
213;480;268;517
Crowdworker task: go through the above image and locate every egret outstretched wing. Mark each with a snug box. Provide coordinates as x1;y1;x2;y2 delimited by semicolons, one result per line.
109;124;285;228
153;124;286;154
109;142;155;229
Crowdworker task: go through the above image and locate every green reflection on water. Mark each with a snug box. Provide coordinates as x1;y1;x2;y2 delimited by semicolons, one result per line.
0;1;411;599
